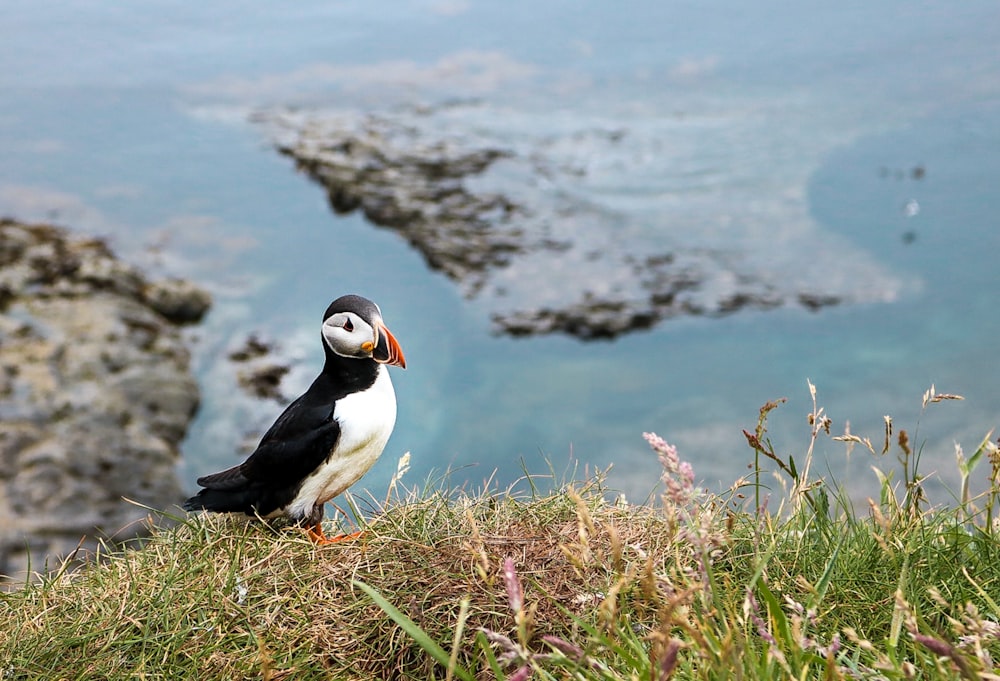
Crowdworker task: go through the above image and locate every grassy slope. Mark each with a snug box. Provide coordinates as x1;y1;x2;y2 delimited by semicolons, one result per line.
2;394;999;680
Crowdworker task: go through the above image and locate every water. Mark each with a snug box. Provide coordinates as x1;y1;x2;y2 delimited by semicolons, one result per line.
2;2;998;505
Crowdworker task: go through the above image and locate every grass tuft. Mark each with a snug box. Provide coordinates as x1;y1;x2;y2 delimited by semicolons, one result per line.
2;384;999;679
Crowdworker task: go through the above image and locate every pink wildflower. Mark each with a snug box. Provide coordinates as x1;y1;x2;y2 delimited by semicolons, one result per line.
644;432;697;508
502;556;523;614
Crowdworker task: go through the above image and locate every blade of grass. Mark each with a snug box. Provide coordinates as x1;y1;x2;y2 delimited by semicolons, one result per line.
756;579;792;652
810;533;844;609
476;630;506;680
961;566;1000;617
446;597;471;681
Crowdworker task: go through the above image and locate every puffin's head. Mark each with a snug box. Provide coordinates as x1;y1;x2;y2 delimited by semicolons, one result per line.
321;294;406;368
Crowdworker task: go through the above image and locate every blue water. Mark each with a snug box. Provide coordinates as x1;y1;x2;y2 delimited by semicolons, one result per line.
2;2;998;505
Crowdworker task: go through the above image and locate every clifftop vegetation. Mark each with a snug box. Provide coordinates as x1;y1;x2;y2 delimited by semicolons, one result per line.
2;386;998;680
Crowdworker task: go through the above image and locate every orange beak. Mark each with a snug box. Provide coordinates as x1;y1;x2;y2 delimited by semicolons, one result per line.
372;323;406;368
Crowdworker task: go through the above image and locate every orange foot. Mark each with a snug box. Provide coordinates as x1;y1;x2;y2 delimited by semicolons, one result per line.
306;523;365;545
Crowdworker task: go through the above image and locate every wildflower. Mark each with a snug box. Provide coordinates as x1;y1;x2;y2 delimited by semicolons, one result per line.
657;639;683;679
502;556;524;614
956;603;999;669
744;587;788;667
643;432;697;509
912;633;954;658
541;635;585;661
745;589;777;648
644;432;724;585
507;667;531;681
479;629;525;667
825;632;842;658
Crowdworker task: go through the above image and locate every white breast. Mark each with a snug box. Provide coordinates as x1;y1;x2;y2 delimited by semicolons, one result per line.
286;366;397;519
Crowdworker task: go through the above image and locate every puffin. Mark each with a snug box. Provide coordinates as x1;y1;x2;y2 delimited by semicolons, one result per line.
184;294;406;544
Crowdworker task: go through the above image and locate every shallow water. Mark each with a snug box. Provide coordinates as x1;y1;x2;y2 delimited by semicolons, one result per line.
1;1;998;505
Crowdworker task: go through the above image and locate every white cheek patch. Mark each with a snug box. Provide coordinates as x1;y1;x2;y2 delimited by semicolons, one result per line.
321;315;375;358
321;321;342;353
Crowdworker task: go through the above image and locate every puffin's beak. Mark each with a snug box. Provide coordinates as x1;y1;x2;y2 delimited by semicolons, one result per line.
372;323;406;368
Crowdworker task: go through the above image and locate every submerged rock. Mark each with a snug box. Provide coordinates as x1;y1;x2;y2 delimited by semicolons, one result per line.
228;334;290;402
267;104;901;339
0;219;210;583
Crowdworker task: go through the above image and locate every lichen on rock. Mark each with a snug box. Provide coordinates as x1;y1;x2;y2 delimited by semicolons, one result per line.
0;219;210;583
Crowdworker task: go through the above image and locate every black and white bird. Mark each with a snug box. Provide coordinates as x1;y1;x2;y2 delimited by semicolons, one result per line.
184;294;406;543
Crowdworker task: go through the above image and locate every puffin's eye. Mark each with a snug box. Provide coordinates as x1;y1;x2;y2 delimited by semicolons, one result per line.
343;318;354;332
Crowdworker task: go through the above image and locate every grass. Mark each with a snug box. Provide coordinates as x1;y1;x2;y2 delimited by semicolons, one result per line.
2;384;999;680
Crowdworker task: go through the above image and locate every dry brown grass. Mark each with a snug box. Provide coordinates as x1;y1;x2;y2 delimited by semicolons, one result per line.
0;477;685;679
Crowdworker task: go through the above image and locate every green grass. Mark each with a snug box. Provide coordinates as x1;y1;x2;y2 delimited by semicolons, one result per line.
2;385;999;680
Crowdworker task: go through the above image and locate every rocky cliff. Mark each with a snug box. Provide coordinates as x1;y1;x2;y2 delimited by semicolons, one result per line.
0;219;210;583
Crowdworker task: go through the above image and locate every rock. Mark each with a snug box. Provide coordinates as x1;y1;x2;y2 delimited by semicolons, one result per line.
278;116;526;293
228;334;290;402
265;104;903;339
0;219;210;584
142;278;212;324
227;334;273;362
235;363;290;402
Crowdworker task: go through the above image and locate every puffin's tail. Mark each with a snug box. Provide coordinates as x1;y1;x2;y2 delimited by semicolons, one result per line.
183;464;252;513
183;487;252;513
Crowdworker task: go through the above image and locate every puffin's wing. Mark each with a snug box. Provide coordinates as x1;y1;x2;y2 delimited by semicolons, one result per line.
196;464;247;490
237;396;343;486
